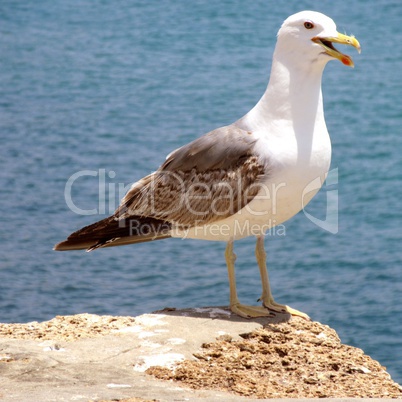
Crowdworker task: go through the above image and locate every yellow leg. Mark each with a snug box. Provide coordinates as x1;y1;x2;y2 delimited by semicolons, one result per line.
255;235;310;320
225;239;274;318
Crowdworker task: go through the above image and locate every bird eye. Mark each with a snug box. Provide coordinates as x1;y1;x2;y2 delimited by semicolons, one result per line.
304;21;314;29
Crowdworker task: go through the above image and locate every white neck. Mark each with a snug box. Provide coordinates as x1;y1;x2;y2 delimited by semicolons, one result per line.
236;47;328;139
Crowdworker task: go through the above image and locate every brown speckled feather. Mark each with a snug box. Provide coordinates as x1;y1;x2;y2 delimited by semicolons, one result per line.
117;125;267;227
118;155;266;228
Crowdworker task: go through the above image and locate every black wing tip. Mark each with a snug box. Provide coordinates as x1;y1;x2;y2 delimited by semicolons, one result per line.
53;240;92;251
53;240;67;251
53;243;62;251
53;216;172;251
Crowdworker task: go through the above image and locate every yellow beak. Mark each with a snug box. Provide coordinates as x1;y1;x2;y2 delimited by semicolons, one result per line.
312;32;361;67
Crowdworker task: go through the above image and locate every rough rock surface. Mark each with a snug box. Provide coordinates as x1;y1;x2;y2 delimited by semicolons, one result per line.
0;314;137;342
0;308;401;401
148;318;401;398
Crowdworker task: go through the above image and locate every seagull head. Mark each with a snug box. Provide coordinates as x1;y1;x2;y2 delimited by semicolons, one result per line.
276;11;361;68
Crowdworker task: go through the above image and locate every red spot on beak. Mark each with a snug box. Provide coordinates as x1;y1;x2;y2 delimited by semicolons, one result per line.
341;55;353;67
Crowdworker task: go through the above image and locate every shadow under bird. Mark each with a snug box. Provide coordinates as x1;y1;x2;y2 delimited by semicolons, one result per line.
55;11;361;320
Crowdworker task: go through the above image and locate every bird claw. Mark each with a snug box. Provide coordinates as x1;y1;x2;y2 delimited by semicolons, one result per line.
257;294;310;320
230;303;276;318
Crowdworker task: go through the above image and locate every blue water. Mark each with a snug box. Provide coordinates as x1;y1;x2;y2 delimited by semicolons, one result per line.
1;0;401;385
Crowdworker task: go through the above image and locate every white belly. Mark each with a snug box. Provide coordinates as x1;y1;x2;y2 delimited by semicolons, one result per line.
172;131;331;242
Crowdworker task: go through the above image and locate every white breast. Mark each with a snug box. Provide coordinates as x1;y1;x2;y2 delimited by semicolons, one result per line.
172;126;331;242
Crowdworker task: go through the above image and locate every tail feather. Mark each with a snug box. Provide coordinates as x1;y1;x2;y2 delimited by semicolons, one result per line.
54;216;172;251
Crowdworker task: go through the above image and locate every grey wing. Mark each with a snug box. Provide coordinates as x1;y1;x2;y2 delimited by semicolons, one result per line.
162;125;257;172
116;125;268;227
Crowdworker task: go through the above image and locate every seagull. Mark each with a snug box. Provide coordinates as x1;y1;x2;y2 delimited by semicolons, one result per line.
55;11;360;320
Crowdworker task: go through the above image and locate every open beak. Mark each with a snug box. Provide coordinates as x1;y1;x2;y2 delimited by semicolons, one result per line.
312;32;361;67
